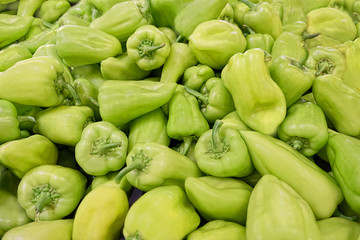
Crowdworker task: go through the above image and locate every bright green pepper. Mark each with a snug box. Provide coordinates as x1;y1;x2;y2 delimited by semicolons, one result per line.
17;165;87;221
75;121;128;176
341;37;360;91
188;19;247;70
194;120;253;177
221;48;287;136
185;176;252;225
313;74;360;138
2;219;73;240
73;78;100;120
55;25;122;67
100;53;151;80
114;142;203;192
81;0;127;13
0;135;58;178
128;108;170;152
278;100;329;157
123;185;200;240
33;105;94;146
71;63;106;89
158;27;177;44
244;25;274;53
326;131;360;214
317;217;360;240
98;80;177;127
246;174;323;239
72;185;129;240
58;4;93;27
303;0;330;13
126;24;171;71
281;0;306;26
0;56;73;107
182;64;215;91
240;0;282;39
17;0;45;16
282;20;308;35
0;44;32;71
89;1;153;42
160;42;198;84
0;14;34;48
36;0;70;23
268;56;315;106
174;0;228;39
232;2;249;27
218;3;234;23
220;111;251;131
187;220;246;240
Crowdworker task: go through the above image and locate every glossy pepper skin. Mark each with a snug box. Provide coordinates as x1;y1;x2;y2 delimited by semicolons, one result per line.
194;120;253;177
0;44;32;72
71;63;106;89
326;131;360;214
2;219;73;240
33;105;94;147
127;24;170;71
313;74;360;138
187;220;246;240
98;80;177;127
36;0;70;23
240;130;344;219
317;217;360;240
0;56;71;107
281;0;306;26
128;108;170;152
188;19;247;70
123;185;200;240
0;14;33;48
185;176;252;225
0;135;58;178
246;174;323;240
174;0;228;39
268;56;315;106
55;25;122;67
278;100;328;157
17;165;87;221
222;48;286;136
244;25;274;53
75;121;128;176
341;37;360;91
182;64;215;91
72;185;129;240
220;111;251;131
17;0;45;16
58;3;93;27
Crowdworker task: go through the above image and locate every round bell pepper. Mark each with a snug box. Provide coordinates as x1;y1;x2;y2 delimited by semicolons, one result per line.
182;64;215;91
244;25;274;53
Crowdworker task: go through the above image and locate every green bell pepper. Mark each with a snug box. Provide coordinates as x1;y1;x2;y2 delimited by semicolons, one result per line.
303;0;330;13
268;55;315;106
36;0;70;23
2;219;73;240
281;0;306;26
244;25;274;53
100;53;151;80
0;134;58;178
233;2;249;27
0;56;73;107
282;20;308;35
220;110;251;131
313;74;360;138
72;185;128;240
174;0;228;39
115;142;203;192
158;27;177;44
221;48;286;136
326;131;360;214
58;3;93;27
17;164;87;221
240;130;344;219
98;80;176;127
246;174;323;239
159;42;198;84
128;108;170;152
81;0;127;13
240;0;283;39
184;77;235;123
17;0;45;16
73;78;100;120
194;120;253;177
75;121;128;176
123;185;200;240
185;176;252;225
55;25;122;67
33;105;94;146
71;63;106;89
126;24;171;71
187;220;246;240
278;100;329;157
182;64;215;91
218;3;234;23
89;0;153;42
341;37;360;91
0;14;34;48
188;19;247;70
317;217;360;240
0;44;32;72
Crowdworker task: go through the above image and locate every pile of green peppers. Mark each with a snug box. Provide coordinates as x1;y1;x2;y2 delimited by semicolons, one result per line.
2;0;360;239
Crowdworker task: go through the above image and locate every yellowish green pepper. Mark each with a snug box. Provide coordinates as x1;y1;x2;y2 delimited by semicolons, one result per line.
0;14;33;48
317;217;360;240
0;44;32;72
187;220;246;240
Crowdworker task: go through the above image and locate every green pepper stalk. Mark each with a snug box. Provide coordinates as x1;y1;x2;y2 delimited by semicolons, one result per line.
31;184;61;221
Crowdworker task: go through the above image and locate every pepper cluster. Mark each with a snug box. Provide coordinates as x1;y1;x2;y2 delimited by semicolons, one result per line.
1;0;360;239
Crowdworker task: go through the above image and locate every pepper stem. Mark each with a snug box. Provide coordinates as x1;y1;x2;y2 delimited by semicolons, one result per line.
58;76;82;106
184;86;208;104
88;96;99;107
239;0;256;10
114;162;143;184
91;139;122;155
242;24;256;35
31;184;60;222
138;42;165;59
302;32;321;40
211;120;225;153
291;139;304;150
178;137;193;156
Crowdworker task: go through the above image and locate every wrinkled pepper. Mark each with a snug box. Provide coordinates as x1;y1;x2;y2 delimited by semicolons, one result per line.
187;220;246;240
194;120;253;177
0;44;32;72
17;165;87;221
317;217;360;240
221;48;287;136
0;14;33;48
182;64;215;91
185;176;252;225
123;185;200;240
75;121;128;176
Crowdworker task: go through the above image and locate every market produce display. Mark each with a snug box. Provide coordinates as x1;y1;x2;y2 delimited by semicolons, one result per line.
2;0;360;239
